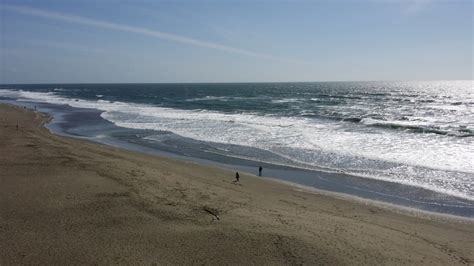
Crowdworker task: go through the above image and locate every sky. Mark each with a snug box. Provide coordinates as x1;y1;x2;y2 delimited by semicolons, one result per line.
0;0;472;83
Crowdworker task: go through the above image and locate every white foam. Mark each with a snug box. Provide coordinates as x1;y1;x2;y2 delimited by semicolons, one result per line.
271;98;302;104
2;88;473;200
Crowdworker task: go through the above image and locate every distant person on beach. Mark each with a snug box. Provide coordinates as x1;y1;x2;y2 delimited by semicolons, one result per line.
258;166;262;176
235;172;240;182
16;124;18;131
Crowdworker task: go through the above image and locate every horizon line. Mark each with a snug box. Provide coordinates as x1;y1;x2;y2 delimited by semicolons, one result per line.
1;79;471;86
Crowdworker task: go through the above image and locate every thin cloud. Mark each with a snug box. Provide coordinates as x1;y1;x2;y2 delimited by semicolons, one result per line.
1;5;305;64
33;40;110;54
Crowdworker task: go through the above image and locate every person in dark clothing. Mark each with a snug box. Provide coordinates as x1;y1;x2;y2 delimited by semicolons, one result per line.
235;172;240;182
258;166;262;176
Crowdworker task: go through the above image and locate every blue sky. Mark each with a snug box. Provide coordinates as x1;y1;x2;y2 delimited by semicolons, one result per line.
0;0;472;83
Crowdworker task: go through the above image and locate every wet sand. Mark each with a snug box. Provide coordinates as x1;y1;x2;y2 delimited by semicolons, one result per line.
1;104;473;265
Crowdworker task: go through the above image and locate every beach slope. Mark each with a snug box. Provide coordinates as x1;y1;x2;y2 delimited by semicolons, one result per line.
0;104;472;265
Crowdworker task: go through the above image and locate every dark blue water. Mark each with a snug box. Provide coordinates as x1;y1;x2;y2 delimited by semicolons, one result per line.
1;81;473;217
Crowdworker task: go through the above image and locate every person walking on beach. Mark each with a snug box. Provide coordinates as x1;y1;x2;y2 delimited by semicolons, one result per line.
235;172;240;182
258;166;262;176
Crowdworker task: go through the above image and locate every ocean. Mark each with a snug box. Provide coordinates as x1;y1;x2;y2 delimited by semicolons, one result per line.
1;81;473;217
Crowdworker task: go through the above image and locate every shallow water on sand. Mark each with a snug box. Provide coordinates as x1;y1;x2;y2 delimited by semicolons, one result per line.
1;81;472;202
2;94;473;217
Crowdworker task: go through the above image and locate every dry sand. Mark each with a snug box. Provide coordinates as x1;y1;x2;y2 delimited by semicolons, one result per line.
0;104;473;265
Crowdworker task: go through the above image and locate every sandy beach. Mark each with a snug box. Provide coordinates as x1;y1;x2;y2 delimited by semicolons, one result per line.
0;103;473;265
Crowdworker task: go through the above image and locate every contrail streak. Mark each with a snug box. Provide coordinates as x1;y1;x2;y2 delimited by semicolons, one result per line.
2;5;304;64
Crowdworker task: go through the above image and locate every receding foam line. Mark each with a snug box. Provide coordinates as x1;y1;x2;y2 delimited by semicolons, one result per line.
1;88;473;202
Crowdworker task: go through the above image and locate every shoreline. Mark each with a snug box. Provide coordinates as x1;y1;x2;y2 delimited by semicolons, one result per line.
3;98;473;218
26;102;474;222
263;175;474;223
1;103;473;264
